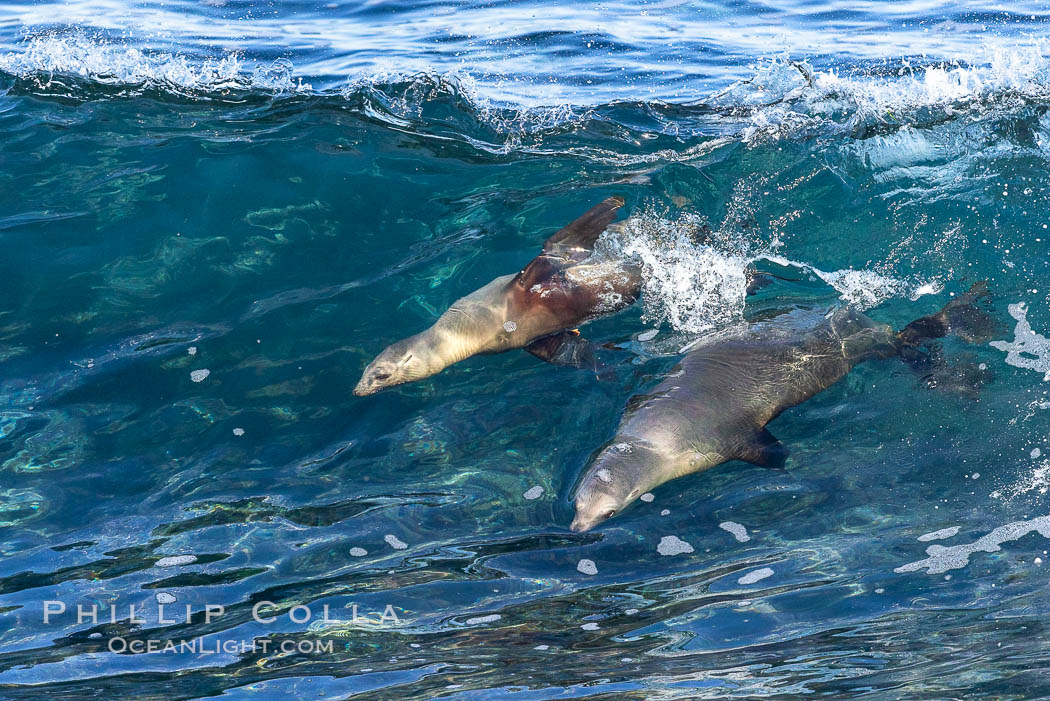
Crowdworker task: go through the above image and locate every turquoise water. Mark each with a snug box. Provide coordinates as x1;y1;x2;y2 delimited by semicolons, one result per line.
3;1;1050;698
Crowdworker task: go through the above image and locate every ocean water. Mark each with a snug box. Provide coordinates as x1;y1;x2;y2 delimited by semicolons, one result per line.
2;0;1050;698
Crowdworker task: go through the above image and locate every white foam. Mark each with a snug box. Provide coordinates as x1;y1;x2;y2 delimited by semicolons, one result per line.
738;567;774;585
384;534;408;550
523;485;544;500
580;622;600;631
600;212;920;336
1004;459;1050;498
639;493;655;503
232;428;245;437
155;555;196;567
719;521;751;542
917;526;960;542
155;592;177;604
990;302;1050;381
657;535;694;556
601;213;757;334
0;34;308;95
726;49;1050;146
895;515;1050;575
465;614;501;625
577;558;597;575
190;369;210;383
762;254;921;311
350;547;367;557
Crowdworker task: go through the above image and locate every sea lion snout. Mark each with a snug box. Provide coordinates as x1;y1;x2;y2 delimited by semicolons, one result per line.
571;443;652;531
355;339;430;396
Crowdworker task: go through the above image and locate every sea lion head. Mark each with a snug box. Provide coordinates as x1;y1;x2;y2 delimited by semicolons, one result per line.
570;439;657;532
354;336;434;396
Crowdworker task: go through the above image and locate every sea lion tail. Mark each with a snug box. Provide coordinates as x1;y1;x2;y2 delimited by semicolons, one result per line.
895;281;1001;398
896;281;1000;347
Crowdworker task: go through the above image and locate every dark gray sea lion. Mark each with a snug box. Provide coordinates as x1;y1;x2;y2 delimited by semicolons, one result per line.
354;197;642;396
570;283;996;531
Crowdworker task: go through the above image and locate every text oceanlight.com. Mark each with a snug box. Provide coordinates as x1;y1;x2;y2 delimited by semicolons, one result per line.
108;637;338;655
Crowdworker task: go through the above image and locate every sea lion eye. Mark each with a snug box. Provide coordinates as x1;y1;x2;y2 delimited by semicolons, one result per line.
604;509;616;519
374;372;391;381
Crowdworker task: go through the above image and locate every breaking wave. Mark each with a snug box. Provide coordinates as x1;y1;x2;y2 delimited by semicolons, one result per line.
3;33;1050;138
0;33;309;96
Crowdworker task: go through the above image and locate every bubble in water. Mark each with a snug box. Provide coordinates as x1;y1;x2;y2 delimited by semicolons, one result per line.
918;526;960;542
155;555;197;567
738;567;774;585
719;521;751;542
991;302;1050;381
657;535;694;556
896;515;1050;575
384;534;407;550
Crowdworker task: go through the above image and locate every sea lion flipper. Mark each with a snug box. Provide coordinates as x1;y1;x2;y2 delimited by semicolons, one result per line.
745;268;774;295
734;428;789;470
542;196;625;257
525;331;598;370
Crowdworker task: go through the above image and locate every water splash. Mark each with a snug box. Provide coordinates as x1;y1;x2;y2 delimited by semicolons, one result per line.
0;33;307;95
599;212;761;334
725;47;1050;145
599;212;928;335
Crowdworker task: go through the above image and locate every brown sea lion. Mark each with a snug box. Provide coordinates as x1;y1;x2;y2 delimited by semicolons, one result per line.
354;197;641;396
570;283;996;531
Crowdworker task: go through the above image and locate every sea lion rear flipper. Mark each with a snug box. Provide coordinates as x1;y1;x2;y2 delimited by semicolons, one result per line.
542;196;625;258
525;331;599;371
901;344;993;399
734;428;789;470
898;281;1002;346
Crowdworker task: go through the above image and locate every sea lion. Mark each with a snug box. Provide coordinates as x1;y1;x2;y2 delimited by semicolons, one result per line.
570;284;996;531
354;197;642;396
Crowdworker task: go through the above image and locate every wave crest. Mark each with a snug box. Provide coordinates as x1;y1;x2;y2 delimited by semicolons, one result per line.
0;33;308;96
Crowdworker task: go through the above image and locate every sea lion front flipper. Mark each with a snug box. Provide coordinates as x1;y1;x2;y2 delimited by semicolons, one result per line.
510;196;626;292
733;428;789;470
525;330;599;371
542;196;625;259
